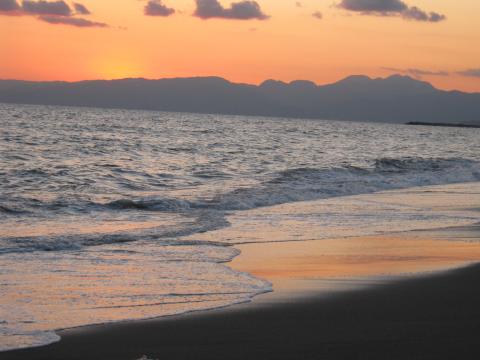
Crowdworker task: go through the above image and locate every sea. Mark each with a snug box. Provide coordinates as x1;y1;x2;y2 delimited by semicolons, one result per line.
1;103;480;351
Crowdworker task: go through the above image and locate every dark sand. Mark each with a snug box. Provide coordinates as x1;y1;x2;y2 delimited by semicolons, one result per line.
4;262;480;360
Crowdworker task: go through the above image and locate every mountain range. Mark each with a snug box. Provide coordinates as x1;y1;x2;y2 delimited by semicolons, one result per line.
1;75;479;124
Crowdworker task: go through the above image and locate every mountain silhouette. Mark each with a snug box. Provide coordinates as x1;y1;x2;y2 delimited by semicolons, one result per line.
1;75;479;124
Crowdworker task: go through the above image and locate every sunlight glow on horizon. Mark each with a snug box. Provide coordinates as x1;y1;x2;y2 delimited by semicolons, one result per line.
1;0;480;92
91;56;146;81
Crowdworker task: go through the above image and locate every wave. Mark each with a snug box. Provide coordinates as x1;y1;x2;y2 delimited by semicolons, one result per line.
373;157;466;172
94;158;480;212
4;157;479;216
0;212;231;255
0;205;28;214
202;157;480;211
0;234;235;255
106;198;192;212
2;157;479;254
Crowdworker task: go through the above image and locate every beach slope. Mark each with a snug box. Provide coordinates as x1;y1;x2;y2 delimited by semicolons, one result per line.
4;244;480;360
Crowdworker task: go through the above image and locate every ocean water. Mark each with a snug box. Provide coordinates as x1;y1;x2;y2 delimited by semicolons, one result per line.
1;103;480;351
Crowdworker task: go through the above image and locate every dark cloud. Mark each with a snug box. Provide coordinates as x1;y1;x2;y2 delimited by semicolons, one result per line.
339;0;407;13
0;0;109;27
295;2;302;8
145;0;175;16
0;0;20;12
428;12;446;23
402;6;445;22
312;11;322;19
338;0;446;23
458;69;480;78
39;14;107;26
383;67;449;79
194;0;269;20
73;2;90;15
22;0;71;16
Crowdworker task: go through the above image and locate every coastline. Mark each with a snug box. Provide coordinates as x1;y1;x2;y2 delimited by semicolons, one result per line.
3;224;480;360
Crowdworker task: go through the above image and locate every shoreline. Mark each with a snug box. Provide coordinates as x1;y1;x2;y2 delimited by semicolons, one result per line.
3;182;480;358
4;263;480;360
3;225;480;360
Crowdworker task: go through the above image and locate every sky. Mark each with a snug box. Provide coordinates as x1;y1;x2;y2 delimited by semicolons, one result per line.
1;0;480;92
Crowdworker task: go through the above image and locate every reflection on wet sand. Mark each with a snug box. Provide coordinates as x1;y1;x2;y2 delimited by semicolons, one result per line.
198;183;480;301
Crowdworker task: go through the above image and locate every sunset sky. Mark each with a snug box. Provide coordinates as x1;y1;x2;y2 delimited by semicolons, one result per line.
1;0;480;92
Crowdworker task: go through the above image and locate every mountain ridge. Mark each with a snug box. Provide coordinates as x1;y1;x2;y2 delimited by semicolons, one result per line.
0;75;479;124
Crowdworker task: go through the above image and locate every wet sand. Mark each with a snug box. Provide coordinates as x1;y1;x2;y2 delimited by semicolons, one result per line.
4;226;480;360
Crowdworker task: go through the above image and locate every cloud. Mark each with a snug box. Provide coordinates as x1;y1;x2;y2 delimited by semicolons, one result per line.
22;0;71;16
402;6;445;22
39;14;106;26
386;67;480;79
337;0;446;23
144;0;175;16
0;0;108;27
73;2;89;15
0;0;108;28
194;0;269;20
312;11;322;19
383;67;449;79
457;69;480;78
0;0;20;12
427;12;446;23
339;0;407;13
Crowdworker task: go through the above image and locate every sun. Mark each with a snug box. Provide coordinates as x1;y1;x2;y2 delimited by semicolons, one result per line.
92;56;144;80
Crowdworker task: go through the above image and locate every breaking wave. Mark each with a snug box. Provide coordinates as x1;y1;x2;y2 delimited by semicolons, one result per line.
201;157;480;211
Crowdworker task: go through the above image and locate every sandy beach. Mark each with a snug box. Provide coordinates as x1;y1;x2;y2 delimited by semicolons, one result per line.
3;183;480;359
3;221;480;360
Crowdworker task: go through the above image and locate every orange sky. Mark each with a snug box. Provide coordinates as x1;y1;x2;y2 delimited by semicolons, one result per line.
1;0;480;92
